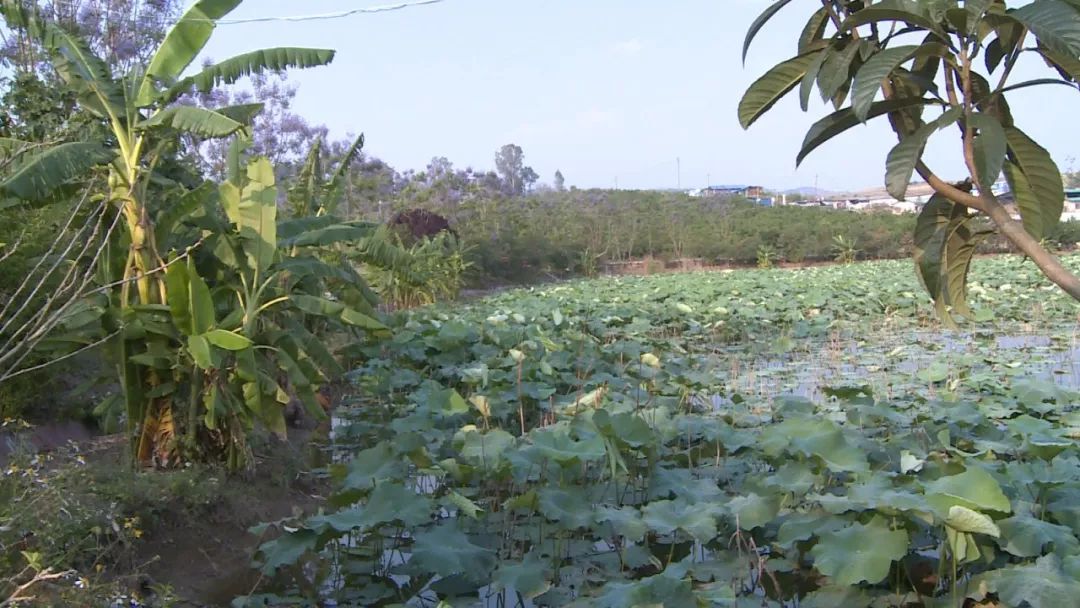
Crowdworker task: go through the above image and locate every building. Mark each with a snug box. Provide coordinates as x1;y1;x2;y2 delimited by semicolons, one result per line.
767;179;1080;219
823;182;936;213
690;184;766;199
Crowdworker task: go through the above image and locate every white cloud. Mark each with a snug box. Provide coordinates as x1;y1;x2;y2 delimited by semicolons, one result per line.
611;38;644;57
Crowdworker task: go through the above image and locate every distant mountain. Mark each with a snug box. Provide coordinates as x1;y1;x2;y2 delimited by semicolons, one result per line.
782;187;834;197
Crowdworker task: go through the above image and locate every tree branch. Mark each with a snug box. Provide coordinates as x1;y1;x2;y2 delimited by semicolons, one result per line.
875;44;1080;304
983;192;1080;299
0;331;119;384
959;49;979;186
916;158;1080;301
821;0;843;29
995;29;1027;93
915;163;985;211
1;568;76;608
0;233;22;264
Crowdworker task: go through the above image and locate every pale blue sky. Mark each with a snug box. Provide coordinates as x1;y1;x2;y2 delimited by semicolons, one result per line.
200;0;1079;192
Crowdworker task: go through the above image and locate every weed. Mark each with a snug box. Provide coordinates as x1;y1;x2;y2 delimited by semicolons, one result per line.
756;243;777;269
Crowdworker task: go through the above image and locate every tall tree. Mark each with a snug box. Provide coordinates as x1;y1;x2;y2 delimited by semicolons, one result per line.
0;0;182;74
494;143;537;195
426;156;453;182
344;153;400;219
0;1;183;148
554;169;566;192
521;165;539;193
188;70;328;181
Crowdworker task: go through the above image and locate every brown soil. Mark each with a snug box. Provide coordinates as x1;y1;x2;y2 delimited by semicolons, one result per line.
0;420;100;467
82;428;332;607
155;433;328;607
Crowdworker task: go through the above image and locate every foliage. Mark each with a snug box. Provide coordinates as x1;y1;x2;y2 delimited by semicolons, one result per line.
493;143;538;195
118;152;391;469
578;247;603;278
0;424;321;607
315;141;929;285
0;0;379;470
1066;166;1080;189
189;71;332;182
0;448;218;605
284;133;364;219
832;234;859;264
363;232;471;310
0;186;118;389
387;208;454;243
741;0;1080;321
243;255;1080;606
0;0;183;74
1050;219;1080;249
0;8;172;419
757;243;777;268
0;72;93;142
372;189;919;283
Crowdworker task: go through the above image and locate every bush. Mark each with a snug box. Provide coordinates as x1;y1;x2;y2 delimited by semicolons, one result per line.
372;191;921;284
364;232;471;309
1049;219;1080;249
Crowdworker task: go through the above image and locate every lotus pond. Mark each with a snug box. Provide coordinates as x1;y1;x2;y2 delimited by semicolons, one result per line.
245;255;1080;607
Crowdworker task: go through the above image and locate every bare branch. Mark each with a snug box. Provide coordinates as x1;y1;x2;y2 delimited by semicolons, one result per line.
0;191;112;355
0;330;119;384
1;568;76;608
0;232;22;264
0;183;100;327
0;224;204;384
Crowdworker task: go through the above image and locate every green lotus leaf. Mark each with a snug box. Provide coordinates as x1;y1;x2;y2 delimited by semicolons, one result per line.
997;513;1080;557
642;498;721;542
809;517;909;585
924;466;1012;515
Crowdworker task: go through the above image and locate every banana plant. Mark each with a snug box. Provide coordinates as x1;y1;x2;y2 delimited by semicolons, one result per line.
0;0;335;466
741;0;1080;324
152;152;391;469
287;133;366;219
284;136;468;312
280;133;417;316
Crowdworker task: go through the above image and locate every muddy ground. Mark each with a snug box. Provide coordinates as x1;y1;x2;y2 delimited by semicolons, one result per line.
5;425;332;608
131;430;330;606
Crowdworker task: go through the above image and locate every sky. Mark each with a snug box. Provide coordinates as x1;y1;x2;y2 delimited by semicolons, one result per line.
199;0;1080;192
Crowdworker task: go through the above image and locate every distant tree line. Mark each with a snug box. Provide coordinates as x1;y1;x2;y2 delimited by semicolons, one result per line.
320;148;1080;284
263;136;1080;285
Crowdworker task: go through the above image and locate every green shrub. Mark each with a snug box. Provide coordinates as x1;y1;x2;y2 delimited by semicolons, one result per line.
364;232;471;309
377;192;921;283
756;243;776;269
1049;219;1080;249
832;235;859;264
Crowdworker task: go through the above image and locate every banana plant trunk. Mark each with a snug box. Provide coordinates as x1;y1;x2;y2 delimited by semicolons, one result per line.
114;180;176;467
